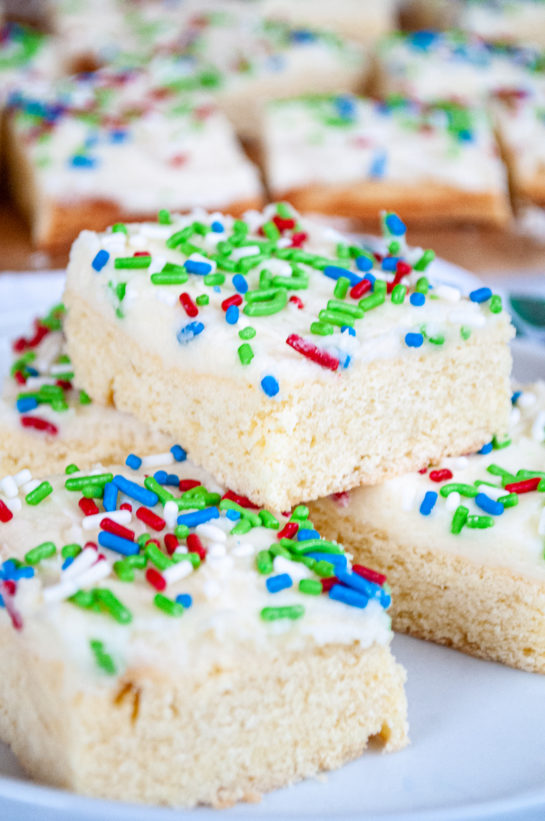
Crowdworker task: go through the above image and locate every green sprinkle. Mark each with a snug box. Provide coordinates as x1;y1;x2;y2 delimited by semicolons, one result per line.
276;202;292;218
326;299;364;319
262;220;280;241
238;343;254;365
79;390;92;405
313;560;335;577
310;321;334;335
24;541;56;565
144;476;174;504
26;481;53;506
259;510;279;529
166;226;194;248
82;484;104;498
154;593;184;617
239;326;256;340
414;249;435;271
359;293;385;312
151;267;188;285
126;554;147;569
336;242;352;259
112;223;127;234
487;464;516;483
440;483;478;498
158;209;172;225
230;518;253;535
113;560;134;582
115;256;151;269
492;434;511;450
460;326;471;340
70;590;97;610
451;505;469;534
374;280;387;296
333;276;350;299
299;579;322;595
61;543;81;560
219;499;261;526
65;463;79;475
490;294;502;314
391;283;406;304
94;588;133;624
90;639;116;675
415;277;429;294
243;288;288;317
203;272;226;286
172;551;200;568
66;473;113;491
291;505;309;521
388;240;401;255
467;514;494;529
146;543;171;571
260;605;305;621
137;532;151;548
256;550;274;574
319;309;354;328
497;492;518;508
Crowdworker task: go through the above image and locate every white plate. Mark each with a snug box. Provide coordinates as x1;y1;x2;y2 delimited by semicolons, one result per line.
0;271;543;821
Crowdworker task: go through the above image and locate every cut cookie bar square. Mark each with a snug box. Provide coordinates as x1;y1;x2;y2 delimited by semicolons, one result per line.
63;203;514;510
262;94;510;226
310;383;545;674
261;0;397;45
0;452;407;806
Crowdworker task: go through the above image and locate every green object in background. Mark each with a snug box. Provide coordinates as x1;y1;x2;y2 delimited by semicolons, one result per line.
509;294;545;339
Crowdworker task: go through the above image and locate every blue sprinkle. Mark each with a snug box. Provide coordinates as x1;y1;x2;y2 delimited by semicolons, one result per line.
213;286;221;293
457;129;473;142
175;593;193;608
15;566;34;580
184;259;212;276
410;30;438;50
92;249;110;272
410;292;426;307
98;531;139;556
511;391;522;405
226;509;240;521
177;321;205;345
385;213;407;236
113;475;158;507
70;154;96;168
266;573;293;593
61;557;74;571
84;134;98;148
419;490;438;516
26;367;38;377
125;453;142;470
291;28;315;42
337;350;352;369
381;256;399;272
355;255;373;272
103;481;118;512
153;470;168;484
297;528;320;541
405;332;424;348
469;287;492;303
364;273;376;287
261;375;279;397
171;444;187;462
369;149;387;179
478;442;493;455
336;569;381;599
0;559;18;580
16;397;38;413
475;492;504;516
211;221;224;233
177;507;219;528
306;552;348;573
225;305;239;325
329;584;369;609
323;265;361;287
341;326;356;337
110;129;128;143
0;594;4;608
165;473;180;486
232;274;248;294
335;95;356;119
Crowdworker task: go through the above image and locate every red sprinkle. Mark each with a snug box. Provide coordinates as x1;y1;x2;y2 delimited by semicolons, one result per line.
187;533;206;561
100;517;135;541
289;295;304;309
179;479;201;492
55;379;72;390
3;580;16;596
133;251;150;257
120;502;132;512
429;469;453;483
136;507;165;531
418;467;428;475
145;567;166;591
179;292;199;317
290;231;308;247
286;334;339;372
222;490;259;509
350;278;372;299
272;215;295;232
20;416;58;435
13;371;26;385
321;576;339;593
1;583;22;630
332;491;350;508
79;498;99;516
396;260;412;276
277;521;298;540
221;293;243;312
144;538;161;549
84;541;98;551
504;477;541;494
353;564;387;586
0;499;13;523
13;320;50;353
164;533;179;555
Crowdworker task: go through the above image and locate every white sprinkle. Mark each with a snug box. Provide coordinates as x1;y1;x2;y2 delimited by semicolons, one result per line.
43;579;79;604
188;252;216;273
74;558;112;588
14;469;32;487
0;476;19;499
26;376;55;390
538;507;545;536
49;363;73;376
435;284;461;303
230;245;260;261
518;392;536;408
162;560;193;584
148;254;167;275
82;509;131;531
445;491;461;511
401;484;416;512
102;234;126;252
510;407;521;427
62;547;98;579
277;237;292;249
140;452;175;468
203;579;221;599
531;411;545;443
478;484;505;501
164;500;178;529
173;545;188;555
231;542;255;557
196;523;226;543
442;456;469;471
5;498;22;514
22;479;40;495
45;558;112;602
273;555;311;581
208;543;226;558
140;224;172;240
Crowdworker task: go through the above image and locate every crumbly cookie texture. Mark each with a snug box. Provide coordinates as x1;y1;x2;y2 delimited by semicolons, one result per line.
311;383;545;674
0;306;171;476
262;94;509;226
64;203;514;511
5;65;263;250
0;452;407;806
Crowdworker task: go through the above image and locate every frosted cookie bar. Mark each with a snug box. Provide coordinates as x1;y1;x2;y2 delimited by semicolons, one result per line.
261;0;396;45
0;22;59;105
493;87;545;207
5;66;263;251
0;305;171;476
375;31;545;104
0;452;407;806
262;94;509;226
311;383;545;673
63;203;514;511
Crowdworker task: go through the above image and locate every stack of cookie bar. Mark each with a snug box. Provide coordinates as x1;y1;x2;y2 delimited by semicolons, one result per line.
0;200;518;806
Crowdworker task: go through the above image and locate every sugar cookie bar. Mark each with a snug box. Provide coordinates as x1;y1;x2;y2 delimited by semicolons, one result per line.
262;94;509;226
375;31;545;104
0;452;407;806
261;0;396;45
311;383;545;674
63;203;514;511
0;22;59;105
493;88;545;207
5;66;263;251
0;305;171;476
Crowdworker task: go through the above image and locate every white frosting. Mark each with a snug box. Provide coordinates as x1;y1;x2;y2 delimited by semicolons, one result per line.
462;0;545;47
66;203;511;396
334;382;545;581
264;95;507;194
0;24;60;104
